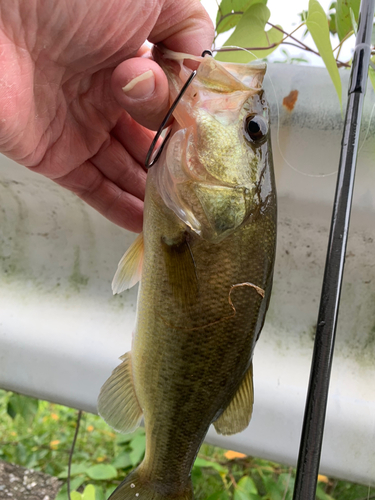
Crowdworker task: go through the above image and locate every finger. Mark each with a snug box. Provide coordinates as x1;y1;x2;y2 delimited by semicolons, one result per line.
111;57;169;131
112;112;155;166
150;0;214;56
55;161;143;232
91;134;147;200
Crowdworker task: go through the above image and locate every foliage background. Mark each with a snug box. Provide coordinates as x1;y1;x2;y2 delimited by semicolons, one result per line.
0;391;374;500
209;0;375;105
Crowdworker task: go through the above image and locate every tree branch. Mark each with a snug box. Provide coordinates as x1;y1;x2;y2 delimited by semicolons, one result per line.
266;21;350;68
216;10;244;32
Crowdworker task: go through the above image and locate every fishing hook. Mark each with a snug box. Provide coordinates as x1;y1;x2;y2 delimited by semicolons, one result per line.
145;50;212;169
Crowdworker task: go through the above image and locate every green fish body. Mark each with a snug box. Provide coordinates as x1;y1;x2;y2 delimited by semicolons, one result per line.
98;48;277;500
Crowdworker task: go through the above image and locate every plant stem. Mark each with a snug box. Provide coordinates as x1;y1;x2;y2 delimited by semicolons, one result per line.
266;21;350;68
214;10;245;44
214;17;350;68
336;43;342;63
279;22;307;41
229;472;238;488
215;40;327;54
214;42;280;53
267;21;317;53
67;410;82;500
333;30;354;52
216;10;244;31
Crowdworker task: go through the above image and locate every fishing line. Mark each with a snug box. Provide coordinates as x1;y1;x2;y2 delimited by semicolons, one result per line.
265;71;338;178
213;45;258;60
67;410;82;500
215;45;338;177
267;69;374;176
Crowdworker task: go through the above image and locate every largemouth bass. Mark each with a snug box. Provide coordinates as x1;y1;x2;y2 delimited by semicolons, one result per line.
98;47;277;500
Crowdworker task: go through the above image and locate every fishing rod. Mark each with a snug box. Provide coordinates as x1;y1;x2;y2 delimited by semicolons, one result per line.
292;1;375;498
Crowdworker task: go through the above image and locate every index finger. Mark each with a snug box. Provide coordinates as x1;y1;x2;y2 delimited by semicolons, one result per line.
149;0;214;56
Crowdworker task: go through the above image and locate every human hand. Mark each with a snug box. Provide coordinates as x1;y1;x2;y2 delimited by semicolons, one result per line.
0;0;213;231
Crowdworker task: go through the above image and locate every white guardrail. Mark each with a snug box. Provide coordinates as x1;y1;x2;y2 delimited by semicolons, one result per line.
0;64;374;486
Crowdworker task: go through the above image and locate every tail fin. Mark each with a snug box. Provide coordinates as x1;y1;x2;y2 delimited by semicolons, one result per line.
108;467;193;500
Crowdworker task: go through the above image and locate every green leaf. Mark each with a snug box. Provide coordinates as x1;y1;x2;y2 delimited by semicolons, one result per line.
86;464;118;481
276;473;295;500
191;464;203;484
291;57;309;63
328;3;337;35
6;393;39;425
82;484;96;500
116;427;145;445
25;453;37;469
237;476;258;494
336;0;360;40
58;462;90;478
111;451;133;470
93;486;106;500
261;475;286;500
349;7;357;34
216;0;266;35
234;476;261;500
55;477;86;500
299;10;308;23
129;434;146;466
16;443;27;465
316;485;335;500
105;486;117;498
306;0;342;108
216;3;283;62
193;457;228;474
205;492;231;500
70;492;82;500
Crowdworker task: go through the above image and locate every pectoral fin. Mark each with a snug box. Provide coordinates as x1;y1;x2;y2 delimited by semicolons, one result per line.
112;233;144;294
161;232;198;306
213;362;254;436
97;352;143;434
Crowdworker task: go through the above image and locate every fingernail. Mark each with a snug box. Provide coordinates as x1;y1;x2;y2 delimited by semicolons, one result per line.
122;70;155;98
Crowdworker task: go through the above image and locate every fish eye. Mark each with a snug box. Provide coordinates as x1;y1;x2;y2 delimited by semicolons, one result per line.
244;114;268;145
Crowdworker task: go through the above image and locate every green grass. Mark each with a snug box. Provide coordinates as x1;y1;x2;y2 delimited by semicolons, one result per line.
0;390;373;500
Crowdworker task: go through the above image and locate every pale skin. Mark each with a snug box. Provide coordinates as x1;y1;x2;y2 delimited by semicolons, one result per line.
0;0;214;231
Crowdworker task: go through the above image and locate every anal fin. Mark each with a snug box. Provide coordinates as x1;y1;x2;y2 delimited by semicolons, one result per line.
213;362;254;436
98;352;143;434
112;232;144;294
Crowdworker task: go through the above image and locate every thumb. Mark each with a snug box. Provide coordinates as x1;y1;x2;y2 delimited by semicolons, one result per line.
112;57;169;131
112;1;213;132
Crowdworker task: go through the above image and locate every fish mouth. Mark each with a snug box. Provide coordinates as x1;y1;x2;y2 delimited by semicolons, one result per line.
152;45;267;132
152;45;267;96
